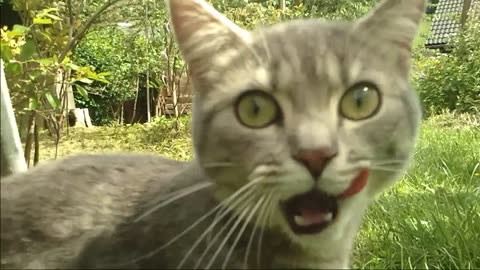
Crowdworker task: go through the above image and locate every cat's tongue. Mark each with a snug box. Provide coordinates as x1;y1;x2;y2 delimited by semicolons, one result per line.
340;169;369;199
284;190;338;231
293;170;369;227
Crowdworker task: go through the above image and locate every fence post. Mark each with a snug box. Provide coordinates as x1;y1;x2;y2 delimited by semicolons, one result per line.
1;59;28;177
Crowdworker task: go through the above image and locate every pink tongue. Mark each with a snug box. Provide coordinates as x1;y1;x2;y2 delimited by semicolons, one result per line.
299;208;327;224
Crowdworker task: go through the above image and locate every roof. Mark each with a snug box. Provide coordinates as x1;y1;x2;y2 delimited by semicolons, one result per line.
425;0;465;48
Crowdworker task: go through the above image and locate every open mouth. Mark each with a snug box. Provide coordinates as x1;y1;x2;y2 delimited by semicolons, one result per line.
282;189;338;234
281;169;369;235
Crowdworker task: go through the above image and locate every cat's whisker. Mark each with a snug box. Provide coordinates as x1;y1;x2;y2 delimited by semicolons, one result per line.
126;177;264;266
370;160;406;166
265;194;277;233
369;165;404;173
202;162;236;169
241;26;269;67
257;192;276;268
245;43;266;68
194;200;246;270
221;194;266;270
134;182;213;222
243;192;273;269
205;203;253;269
190;189;258;269
258;28;272;63
208;182;261;244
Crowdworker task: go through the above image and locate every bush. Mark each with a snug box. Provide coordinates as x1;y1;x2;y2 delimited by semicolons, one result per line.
412;9;480;116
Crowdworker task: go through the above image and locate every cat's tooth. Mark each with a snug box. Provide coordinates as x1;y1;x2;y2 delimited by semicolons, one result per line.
324;212;333;222
294;215;313;226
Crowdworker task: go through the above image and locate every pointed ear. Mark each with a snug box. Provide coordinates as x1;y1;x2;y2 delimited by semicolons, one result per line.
353;0;425;68
168;0;251;79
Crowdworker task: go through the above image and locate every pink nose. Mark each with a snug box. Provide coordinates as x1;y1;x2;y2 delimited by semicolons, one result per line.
293;148;337;179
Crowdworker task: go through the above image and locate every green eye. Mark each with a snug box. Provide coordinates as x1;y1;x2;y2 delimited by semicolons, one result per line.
340;82;381;120
235;90;280;128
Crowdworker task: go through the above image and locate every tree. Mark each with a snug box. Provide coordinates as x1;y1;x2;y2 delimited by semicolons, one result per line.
1;0;121;163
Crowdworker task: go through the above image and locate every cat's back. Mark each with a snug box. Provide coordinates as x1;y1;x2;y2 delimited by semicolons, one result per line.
0;153;188;269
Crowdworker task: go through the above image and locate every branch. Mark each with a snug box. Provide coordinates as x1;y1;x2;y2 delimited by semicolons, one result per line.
58;0;122;62
67;0;74;43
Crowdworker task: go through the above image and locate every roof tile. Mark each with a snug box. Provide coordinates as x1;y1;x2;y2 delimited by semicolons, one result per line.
425;0;469;47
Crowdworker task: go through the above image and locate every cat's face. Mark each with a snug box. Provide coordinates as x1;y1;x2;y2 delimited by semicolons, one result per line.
169;0;423;260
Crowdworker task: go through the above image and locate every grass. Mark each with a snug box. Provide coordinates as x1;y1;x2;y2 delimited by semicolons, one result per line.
37;113;480;269
413;16;432;49
38;117;193;162
354;113;480;269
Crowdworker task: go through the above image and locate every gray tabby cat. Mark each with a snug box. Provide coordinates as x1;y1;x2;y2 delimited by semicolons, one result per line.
0;0;424;268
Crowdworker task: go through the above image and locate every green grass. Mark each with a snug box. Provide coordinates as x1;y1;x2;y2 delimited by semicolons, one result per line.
355;113;480;269
414;16;432;49
38;113;480;269
38;116;193;162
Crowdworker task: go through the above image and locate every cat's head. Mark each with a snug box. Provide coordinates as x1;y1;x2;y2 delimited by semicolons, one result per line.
169;0;423;264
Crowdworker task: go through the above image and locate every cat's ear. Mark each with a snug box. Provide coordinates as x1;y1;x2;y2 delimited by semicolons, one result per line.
168;0;251;78
354;0;425;68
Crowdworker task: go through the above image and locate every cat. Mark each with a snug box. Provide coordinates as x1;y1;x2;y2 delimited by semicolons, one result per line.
0;0;424;268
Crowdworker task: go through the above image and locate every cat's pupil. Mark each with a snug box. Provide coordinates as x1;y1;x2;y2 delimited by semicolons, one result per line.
353;88;367;109
251;98;261;116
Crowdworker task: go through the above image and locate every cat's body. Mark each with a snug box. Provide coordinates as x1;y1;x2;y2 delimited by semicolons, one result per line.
1;154;347;269
1;0;425;269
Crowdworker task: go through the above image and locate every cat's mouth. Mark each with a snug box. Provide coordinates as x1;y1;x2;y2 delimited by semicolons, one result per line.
281;190;338;235
281;169;369;235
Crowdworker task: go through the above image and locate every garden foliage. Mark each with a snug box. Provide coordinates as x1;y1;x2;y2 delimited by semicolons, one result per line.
412;8;480;115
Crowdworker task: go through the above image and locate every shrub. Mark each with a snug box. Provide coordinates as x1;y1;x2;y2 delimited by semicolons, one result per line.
412;9;480;116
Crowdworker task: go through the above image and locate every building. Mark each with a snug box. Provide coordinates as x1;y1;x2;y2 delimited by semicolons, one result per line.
425;0;476;51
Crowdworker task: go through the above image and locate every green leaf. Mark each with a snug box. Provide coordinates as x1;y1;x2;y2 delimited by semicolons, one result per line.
66;62;80;71
78;78;94;84
97;71;112;77
9;30;27;37
42;7;60;13
36;58;54;65
12;24;29;34
45;14;62;21
44;92;60;108
75;84;89;100
0;44;13;61
19;40;37;60
33;18;53;25
37;31;53;42
29;98;40;110
89;76;110;84
4;62;23;75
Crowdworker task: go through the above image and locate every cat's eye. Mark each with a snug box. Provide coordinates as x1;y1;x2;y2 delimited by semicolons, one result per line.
235;90;281;128
339;82;381;120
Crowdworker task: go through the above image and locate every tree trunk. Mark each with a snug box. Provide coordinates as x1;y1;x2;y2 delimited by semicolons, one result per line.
0;60;28;177
145;0;151;123
130;76;140;123
70;108;86;127
83;108;93;127
24;111;36;168
119;104;124;125
280;0;286;11
146;72;151;122
33;121;39;166
461;0;472;27
172;84;179;119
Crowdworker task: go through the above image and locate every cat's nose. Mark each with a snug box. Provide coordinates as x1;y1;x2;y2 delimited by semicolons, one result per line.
293;147;337;179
